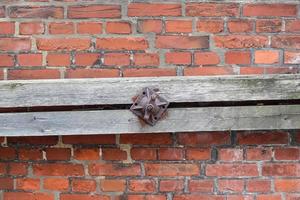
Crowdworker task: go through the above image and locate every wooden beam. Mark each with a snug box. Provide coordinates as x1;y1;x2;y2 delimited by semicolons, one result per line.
1;105;299;136
0;74;299;108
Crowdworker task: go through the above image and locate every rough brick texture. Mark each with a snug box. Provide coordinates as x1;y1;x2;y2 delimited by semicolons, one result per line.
0;1;299;200
0;131;299;200
0;1;298;78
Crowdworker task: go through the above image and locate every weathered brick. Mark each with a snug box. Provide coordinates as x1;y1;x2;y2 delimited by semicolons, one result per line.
8;162;27;176
256;19;282;33
129;179;156;193
128;3;181;17
197;20;224;33
189;179;214;193
100;179;126;192
16;178;40;191
19;22;44;35
243;4;297;17
218;148;243;161
246;147;272;161
166;20;192;33
262;164;300;176
66;69;119;78
186;3;239;17
286;20;300;32
137;19;162;33
174;195;225;200
37;38;91;51
160;180;184;192
96;37;148;50
275;179;300;192
17;53;43;67
0;22;15;35
7;136;58;145
106;21;131;34
218;179;244;193
0;38;31;51
89;163;141;176
0;54;14;67
0;177;14;190
45;148;71;161
214;35;268;48
255;50;279;64
145;163;199;176
246;180;271;193
274;148;300;160
206;164;259;177
133;53;159;67
194;52;220;65
77;22;102;34
74;148;99;160
165;52;192;65
60;194;109;200
103;53;130;66
8;69;60;80
68;5;121;19
178;132;230;146
120;133;172;145
158;148;184;160
131;148;157;161
62;135;115;144
0;147;17;160
9;6;64;18
228;20;253;33
186;148;211;160
72;179;96;193
19;148;42;160
284;51;300;64
49;22;74;34
156;35;209;49
44;178;69;191
47;53;70;67
4;192;54;200
272;35;300;49
225;51;251;65
75;53;100;67
102;148;127;161
33;163;84;176
237;131;288;145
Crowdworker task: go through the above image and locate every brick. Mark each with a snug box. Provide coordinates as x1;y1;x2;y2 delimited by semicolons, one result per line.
228;20;253;33
243;4;297;17
160;180;184;192
45;148;71;161
218;179;244;193
44;178;69;191
102;148;127;161
275;179;300;192
68;5;121;18
0;22;15;35
123;68;176;77
128;195;167;200
0;163;6;175
156;35;209;49
62;135;115;144
66;69;119;78
194;52;220;65
165;52;191;65
237;131;288;145
137;19;162;33
0;70;3;80
96;37;148;50
17;53;43;67
145;163;199;176
72;179;96;193
7;136;58;145
89;163;141;176
100;179;126;192
245;147;272;161
0;177;14;190
284;51;300;64
75;53;100;66
256;194;281;200
0;147;16;160
243;66;261;74
134;53;159;66
262;164;300;176
8;69;60;80
256;19;282;33
0;54;14;67
9;6;64;18
103;53;130;66
20;22;44;35
246;180;271;193
16;178;40;190
4;192;54;200
189;179;214;193
272;35;300;49
37;38;91;51
274;147;300;160
265;67;300;74
197;20;224;33
225;51;251;65
286;20;300;32
158;148;184;160
77;22;102;34
286;194;300;200
60;194;109;200
8;163;27;176
129;179;156;193
186;148;211;160
166;20;192;33
178;132;230;146
226;195;254;200
184;67;234;76
33;163;84;176
206;164;258;177
120;133;172;145
0;6;4;17
131;148;157;160
218;148;243;161
47;53;70;67
106;21;131;34
174;195;225;200
49;22;74;34
186;3;239;17
19;148;42;160
255;50;279;64
0;38;31;51
128;3;181;17
74;148;99;161
214;35;268;48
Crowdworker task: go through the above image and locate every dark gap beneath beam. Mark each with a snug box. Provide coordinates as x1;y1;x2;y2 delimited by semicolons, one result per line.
0;99;300;113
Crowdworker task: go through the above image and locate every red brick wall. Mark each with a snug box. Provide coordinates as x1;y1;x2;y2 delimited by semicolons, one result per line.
0;131;300;200
0;1;299;79
0;1;300;200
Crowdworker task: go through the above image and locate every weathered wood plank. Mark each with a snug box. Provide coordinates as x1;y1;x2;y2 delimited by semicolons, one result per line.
1;105;299;136
0;74;299;108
